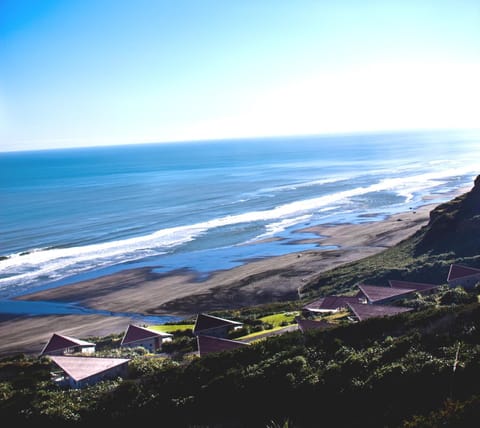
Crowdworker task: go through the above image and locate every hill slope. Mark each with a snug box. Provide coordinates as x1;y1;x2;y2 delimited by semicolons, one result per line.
299;174;480;298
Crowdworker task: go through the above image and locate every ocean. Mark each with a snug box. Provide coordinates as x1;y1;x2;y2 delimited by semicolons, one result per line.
1;130;479;320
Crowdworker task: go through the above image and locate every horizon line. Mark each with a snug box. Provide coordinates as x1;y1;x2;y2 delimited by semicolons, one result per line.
1;127;479;154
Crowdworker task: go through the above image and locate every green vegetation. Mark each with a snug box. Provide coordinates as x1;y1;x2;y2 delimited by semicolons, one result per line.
321;310;350;323
212;300;302;322
230;312;299;341
150;324;194;333
235;325;291;341
258;312;299;327
3;300;480;426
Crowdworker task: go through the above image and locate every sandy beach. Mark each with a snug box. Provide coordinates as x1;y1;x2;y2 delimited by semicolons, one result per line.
0;199;448;358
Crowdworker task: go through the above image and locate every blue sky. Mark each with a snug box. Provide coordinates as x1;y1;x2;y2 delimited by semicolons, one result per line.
1;0;479;151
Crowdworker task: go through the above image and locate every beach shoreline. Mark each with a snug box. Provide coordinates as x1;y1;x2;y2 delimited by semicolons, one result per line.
1;183;473;358
0;198;448;358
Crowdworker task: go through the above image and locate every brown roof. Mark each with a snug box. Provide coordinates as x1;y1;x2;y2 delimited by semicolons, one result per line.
197;335;249;357
388;280;440;292
447;264;480;282
40;333;95;355
296;318;334;333
120;324;172;346
193;313;242;335
303;295;362;312
358;284;416;303
347;303;413;321
49;356;130;382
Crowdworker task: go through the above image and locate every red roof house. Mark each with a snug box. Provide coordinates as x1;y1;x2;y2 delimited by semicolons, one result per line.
197;335;249;357
447;264;480;289
193;313;243;338
388;279;440;295
302;295;363;314
49;355;130;388
357;284;416;304
40;333;96;356
347;303;413;322
120;324;173;352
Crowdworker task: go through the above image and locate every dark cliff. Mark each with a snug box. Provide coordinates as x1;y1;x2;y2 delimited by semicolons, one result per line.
414;174;480;256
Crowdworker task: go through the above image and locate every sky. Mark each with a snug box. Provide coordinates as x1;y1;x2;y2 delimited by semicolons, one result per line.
1;0;479;152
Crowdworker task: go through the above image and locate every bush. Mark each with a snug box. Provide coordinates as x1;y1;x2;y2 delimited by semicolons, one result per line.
440;287;477;306
228;326;251;339
95;346;149;358
161;336;196;355
128;356;178;377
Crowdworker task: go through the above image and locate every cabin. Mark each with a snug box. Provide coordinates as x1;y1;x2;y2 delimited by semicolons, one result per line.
40;333;96;356
120;324;173;352
296;317;334;333
196;335;249;357
447;264;480;290
48;355;130;389
357;283;416;305
193;313;243;338
347;303;413;322
302;295;363;315
388;279;440;296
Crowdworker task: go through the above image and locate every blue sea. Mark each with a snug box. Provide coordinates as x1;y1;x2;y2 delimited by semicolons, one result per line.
1;130;479;320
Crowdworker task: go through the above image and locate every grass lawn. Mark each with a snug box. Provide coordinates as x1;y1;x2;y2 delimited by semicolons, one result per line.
259;311;299;327
150;324;194;333
235;324;297;341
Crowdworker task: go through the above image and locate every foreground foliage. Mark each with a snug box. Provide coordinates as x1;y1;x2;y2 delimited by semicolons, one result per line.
2;301;480;427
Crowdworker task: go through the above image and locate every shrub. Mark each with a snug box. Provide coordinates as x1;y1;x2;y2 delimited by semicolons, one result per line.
161;336;196;355
440;287;477;306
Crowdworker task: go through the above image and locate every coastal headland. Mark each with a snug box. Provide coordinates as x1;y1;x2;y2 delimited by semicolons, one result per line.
0;198;449;358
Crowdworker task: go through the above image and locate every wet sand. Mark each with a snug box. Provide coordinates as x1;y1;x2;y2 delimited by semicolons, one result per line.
0;200;443;358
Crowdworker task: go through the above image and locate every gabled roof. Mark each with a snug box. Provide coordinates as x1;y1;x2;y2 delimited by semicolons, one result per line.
296;318;334;333
388;280;440;292
347;303;413;322
193;313;243;335
447;264;480;282
357;284;415;303
120;324;172;346
303;295;361;311
40;333;95;355
197;335;249;357
49;356;130;382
